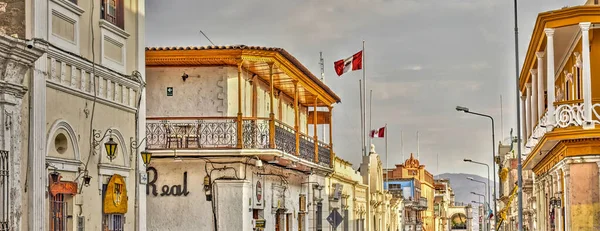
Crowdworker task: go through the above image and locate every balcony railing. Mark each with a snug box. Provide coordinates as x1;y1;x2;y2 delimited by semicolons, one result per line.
146;117;332;167
404;197;428;211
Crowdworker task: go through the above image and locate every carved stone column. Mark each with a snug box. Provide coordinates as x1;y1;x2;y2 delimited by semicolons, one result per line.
562;163;571;231
0;35;43;231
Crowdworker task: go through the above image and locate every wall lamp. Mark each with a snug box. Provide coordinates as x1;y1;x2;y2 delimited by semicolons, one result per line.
182;73;189;82
93;129;118;161
131;137;152;167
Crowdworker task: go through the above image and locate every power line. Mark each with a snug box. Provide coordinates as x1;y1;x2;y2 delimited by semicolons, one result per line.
199;30;215;46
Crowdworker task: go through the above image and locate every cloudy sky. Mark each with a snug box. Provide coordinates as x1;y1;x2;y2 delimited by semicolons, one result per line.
146;0;582;178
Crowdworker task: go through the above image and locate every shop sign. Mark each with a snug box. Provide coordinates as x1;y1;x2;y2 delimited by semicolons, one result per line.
104;174;128;214
49;181;78;196
253;174;264;208
146;167;190;197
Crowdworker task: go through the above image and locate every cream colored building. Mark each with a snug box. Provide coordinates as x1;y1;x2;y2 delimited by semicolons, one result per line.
329;156;369;230
0;0;147;230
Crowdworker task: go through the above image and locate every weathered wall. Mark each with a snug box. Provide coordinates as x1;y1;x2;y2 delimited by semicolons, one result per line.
146;66;232;117
0;0;26;38
569;162;600;230
45;87;137;230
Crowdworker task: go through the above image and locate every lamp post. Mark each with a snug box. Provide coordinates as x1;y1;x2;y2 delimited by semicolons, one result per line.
468;177;489;231
471;192;485;204
464;159;491;217
456;106;498;224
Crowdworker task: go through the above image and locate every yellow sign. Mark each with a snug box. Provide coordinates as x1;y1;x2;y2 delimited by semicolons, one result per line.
104;174;128;214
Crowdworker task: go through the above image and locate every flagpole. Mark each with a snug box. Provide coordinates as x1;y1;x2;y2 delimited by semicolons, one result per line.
359;80;364;156
417;131;420;160
401;131;404;161
385;124;388;188
369;90;373;146
362;40;367;156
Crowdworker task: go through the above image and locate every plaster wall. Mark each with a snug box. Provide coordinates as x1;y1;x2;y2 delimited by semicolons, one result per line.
146;158;313;231
146;66;231;117
568;162;600;230
44;87;137;230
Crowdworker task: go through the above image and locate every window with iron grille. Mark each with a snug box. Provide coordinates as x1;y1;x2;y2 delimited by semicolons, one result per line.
102;184;125;231
316;202;322;231
50;194;68;231
0;150;8;231
101;0;124;29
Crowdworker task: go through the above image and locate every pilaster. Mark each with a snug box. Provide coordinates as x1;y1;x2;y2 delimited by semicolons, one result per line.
562;163;571;231
0;35;43;231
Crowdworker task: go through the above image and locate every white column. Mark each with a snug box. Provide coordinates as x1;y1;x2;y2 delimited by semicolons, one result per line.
580;22;593;129
537;53;546;119
530;70;539;128
526;83;533;137
563;164;571;231
522;95;528;139
135;0;147;230
30;0;49;229
545;28;556;127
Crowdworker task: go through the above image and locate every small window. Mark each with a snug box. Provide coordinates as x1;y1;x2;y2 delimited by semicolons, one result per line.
101;0;124;29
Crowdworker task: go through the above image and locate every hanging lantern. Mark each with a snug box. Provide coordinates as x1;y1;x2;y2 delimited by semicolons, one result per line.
141;150;152;166
83;173;92;187
105;138;118;161
49;171;61;183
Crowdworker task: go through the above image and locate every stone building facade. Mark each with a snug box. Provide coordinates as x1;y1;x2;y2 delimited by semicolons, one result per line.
1;0;147;230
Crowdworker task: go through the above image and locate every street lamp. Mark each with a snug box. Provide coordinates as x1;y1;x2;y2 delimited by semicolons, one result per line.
464;159;491;216
468;177;489;231
457;106;498;223
471;191;485;203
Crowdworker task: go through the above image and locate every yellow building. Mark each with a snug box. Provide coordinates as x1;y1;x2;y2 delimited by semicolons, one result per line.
329;156;369;230
520;1;600;230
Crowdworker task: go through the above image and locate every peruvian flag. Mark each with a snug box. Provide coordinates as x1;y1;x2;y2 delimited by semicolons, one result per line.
334;50;363;76
370;127;385;138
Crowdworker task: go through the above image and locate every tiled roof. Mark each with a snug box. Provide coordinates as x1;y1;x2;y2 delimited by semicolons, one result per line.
145;45;340;103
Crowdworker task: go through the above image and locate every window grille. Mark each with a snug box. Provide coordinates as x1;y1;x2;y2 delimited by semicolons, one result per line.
50;194;68;231
103;214;125;231
0;150;8;231
316;202;322;231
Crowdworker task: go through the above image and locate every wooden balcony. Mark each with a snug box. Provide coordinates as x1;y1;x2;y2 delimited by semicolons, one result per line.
146;117;332;167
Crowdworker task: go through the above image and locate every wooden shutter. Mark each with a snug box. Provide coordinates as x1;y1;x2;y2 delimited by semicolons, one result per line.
116;0;124;29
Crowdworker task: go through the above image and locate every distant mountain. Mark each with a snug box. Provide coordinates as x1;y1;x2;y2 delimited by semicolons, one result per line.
436;173;498;207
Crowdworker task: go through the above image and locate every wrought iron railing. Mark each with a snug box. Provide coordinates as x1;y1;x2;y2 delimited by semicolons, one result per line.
146;117;238;149
317;141;331;167
0;150;7;231
146;117;333;167
275;121;296;155
299;134;315;162
243;118;270;149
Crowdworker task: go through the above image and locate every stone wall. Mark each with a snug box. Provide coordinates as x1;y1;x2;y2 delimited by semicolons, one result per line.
0;0;25;38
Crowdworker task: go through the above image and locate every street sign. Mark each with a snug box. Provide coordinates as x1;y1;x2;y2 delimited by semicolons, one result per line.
326;209;343;229
167;87;173;96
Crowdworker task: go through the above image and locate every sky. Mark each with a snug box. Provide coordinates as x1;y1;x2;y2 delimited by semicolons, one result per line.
146;0;583;178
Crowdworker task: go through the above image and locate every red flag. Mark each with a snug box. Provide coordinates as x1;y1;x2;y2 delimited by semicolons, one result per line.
334;51;363;76
370;127;385;138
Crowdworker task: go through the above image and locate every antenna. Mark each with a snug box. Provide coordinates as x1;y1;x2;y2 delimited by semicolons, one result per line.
500;95;504;140
319;52;325;81
199;30;215;46
417;131;420;160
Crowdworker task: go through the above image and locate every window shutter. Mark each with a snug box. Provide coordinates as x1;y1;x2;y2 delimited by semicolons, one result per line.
117;0;124;29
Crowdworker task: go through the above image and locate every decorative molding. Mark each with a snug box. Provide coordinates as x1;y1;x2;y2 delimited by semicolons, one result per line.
98;163;131;177
50;0;84;15
46;80;137;113
100;24;127;74
48;1;80;55
99;20;130;39
47;46;140;89
45;119;81;161
46;156;82;172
